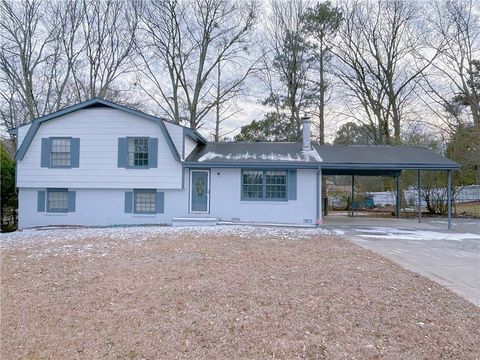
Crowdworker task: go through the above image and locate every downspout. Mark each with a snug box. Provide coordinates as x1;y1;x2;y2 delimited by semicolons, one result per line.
316;166;322;226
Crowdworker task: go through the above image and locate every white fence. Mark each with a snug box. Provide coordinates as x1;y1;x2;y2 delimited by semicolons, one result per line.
328;185;480;208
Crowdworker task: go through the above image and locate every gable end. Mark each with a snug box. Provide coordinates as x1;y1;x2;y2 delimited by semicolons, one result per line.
15;98;180;162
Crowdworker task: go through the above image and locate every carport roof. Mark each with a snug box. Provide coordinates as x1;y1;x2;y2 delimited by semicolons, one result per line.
314;145;460;175
184;142;460;174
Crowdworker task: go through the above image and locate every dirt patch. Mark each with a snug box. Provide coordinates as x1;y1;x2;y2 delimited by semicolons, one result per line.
1;227;479;359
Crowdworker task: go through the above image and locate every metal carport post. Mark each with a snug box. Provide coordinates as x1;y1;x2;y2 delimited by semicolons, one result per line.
447;170;452;229
351;175;355;217
418;170;421;223
395;175;400;219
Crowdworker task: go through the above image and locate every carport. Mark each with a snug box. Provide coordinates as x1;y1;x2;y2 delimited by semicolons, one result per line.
314;145;461;229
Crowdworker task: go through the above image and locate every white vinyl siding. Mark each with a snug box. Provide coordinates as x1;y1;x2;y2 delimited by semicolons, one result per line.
19;186;190;228
164;121;183;156
209;168;318;224
184;136;198;159
17;169;319;227
17;108;182;189
17;124;32;150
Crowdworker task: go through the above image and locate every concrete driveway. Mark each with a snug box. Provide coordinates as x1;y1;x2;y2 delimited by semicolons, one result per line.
324;217;480;306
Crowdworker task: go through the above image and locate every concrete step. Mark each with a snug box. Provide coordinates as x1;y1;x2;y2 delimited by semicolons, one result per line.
171;217;218;227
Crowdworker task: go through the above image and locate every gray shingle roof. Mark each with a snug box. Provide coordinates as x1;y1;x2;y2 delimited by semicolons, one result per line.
186;142;321;164
185;142;460;172
314;144;460;170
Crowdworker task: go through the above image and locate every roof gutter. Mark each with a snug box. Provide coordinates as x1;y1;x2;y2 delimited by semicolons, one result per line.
321;163;461;171
182;161;320;169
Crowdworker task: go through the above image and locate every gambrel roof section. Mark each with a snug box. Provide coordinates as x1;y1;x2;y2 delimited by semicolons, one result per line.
14;98;204;161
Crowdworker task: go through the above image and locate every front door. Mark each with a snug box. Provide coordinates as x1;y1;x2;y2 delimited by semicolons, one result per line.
190;170;209;213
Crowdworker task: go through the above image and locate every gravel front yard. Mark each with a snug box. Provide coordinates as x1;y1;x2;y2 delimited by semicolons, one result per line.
1;226;479;359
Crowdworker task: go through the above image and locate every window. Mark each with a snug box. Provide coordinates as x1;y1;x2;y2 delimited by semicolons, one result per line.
134;190;156;214
47;189;68;212
241;170;287;201
128;138;149;167
242;170;264;199
51;138;71;167
266;171;287;199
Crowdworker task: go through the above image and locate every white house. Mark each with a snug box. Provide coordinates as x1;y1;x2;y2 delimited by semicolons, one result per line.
10;98;460;229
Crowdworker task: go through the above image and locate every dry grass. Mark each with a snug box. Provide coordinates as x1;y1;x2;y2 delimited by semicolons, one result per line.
455;201;480;217
1;228;479;359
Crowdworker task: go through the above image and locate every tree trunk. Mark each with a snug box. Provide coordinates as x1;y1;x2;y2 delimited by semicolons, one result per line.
214;62;221;142
318;52;325;145
470;98;480;128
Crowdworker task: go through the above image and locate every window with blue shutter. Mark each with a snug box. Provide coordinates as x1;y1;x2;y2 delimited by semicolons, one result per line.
118;137;158;168
37;191;46;212
118;138;127;167
288;170;297;200
41;138;79;168
148;138;158;168
133;189;156;214
70;139;80;168
40;138;51;167
124;191;133;213
125;190;163;214
155;191;164;213
67;191;76;212
46;188;68;212
42;189;76;213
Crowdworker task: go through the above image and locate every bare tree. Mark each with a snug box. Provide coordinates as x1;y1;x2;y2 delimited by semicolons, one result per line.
420;0;480;130
212;60;244;141
334;0;437;144
0;0;59;128
137;0;258;129
0;0;140;133
70;0;139;100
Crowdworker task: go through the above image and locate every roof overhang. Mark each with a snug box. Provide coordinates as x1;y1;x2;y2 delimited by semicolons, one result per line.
183;127;207;144
182;161;320;169
321;163;460;176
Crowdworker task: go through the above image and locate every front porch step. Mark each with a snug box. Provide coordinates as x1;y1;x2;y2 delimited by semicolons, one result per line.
171;217;218;227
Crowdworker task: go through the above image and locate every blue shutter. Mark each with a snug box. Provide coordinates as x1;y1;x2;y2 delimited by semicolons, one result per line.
67;191;76;212
155;191;164;213
148;137;158;168
70;138;80;168
124;191;133;213
37;191;46;212
118;138;127;168
41;138;51;167
288;170;297;200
